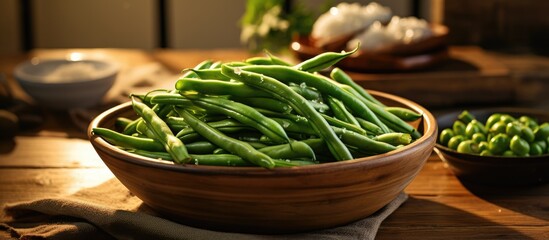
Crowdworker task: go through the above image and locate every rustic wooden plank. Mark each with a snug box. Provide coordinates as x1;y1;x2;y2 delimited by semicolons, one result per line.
378;226;549;240
0;168;113;205
0;136;105;168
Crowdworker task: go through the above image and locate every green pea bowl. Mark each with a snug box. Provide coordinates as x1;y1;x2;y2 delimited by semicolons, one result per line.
434;108;549;186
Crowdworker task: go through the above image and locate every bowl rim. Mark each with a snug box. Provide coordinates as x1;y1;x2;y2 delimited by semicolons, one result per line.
88;90;438;176
14;58;120;85
435;107;549;162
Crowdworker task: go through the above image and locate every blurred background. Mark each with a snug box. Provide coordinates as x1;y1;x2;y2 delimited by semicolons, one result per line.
1;0;549;55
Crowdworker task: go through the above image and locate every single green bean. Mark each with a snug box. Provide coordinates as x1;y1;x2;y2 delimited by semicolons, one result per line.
115;117;133;131
175;78;271;98
373;133;412;146
92;127;165;152
355;118;384;136
131;97;191;163
231;97;292;114
330;67;383;106
294;45;358;73
258;141;316;160
385;107;422;122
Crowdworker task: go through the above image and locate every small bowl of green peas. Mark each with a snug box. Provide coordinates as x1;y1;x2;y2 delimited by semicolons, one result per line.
435;108;549;186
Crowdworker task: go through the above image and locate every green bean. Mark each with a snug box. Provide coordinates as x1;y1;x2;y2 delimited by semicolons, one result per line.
439;128;454;145
165;116;188;132
331;126;397;154
271;118;316;135
288;83;322;101
148;93;193;106
136;119;156;139
191;97;289;144
356;118;384;136
131;97;191;163
265;50;292;66
245;57;276;65
231;97;292;114
185;141;218;154
236;65;391;134
320;113;367;136
308;100;331;113
326;95;360;127
176;108;275;169
209;61;222;69
175;119;250;138
294;45;358;73
175;78;271;98
330;67;383;106
115;117;133;131
256;108;309;124
373;133;412;146
221;65;353;161
92;127;165;152
187;68;231;80
126;149;252;166
485;113;502;129
385;107;422;122
258;141;316;160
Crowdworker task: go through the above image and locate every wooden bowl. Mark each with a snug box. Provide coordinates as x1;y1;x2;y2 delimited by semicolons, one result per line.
434;108;549;186
88;90;437;234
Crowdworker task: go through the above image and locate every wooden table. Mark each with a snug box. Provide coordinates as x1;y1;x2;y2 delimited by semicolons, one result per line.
1;48;548;239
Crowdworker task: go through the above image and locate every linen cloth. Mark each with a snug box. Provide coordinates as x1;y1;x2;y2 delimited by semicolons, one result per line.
1;178;407;240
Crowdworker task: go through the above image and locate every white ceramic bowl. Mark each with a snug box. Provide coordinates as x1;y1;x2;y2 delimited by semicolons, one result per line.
14;58;119;109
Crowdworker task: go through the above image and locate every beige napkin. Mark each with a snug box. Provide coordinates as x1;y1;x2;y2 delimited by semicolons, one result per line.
1;178;407;240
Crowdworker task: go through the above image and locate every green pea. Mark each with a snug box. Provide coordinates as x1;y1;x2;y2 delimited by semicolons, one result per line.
532;140;547;153
520;127;535;143
480;150;493;156
478;141;489;152
458;110;475;124
488;133;510;154
519;115;538;129
472;133;486;144
448;135;466;150
529;143;543;156
457;140;479;154
465;120;487;138
489;121;507;135
465;122;481;138
502;150;516;157
534;122;549;141
453;121;466;136
510;135;530;156
485;113;502;129
500;114;516;124
505;122;522;137
439;128;455;145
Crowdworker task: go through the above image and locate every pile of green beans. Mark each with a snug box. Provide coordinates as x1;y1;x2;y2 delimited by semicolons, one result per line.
439;110;549;157
92;50;423;169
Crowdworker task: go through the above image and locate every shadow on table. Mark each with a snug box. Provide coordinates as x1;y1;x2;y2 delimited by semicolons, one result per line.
460;180;549;221
379;196;534;239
